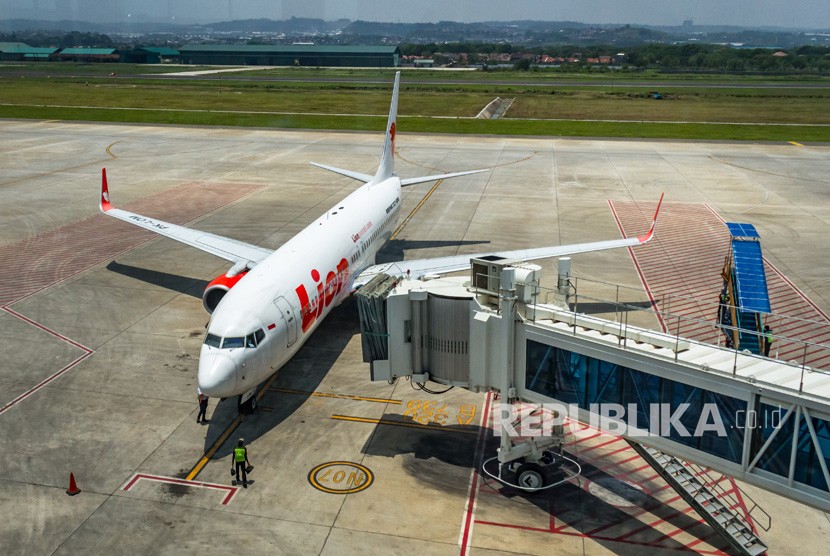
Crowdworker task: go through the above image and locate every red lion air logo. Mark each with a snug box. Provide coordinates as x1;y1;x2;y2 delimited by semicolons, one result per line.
389;122;396;154
295;258;349;332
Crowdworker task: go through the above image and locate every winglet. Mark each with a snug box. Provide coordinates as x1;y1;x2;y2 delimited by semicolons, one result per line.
636;193;664;243
100;168;113;212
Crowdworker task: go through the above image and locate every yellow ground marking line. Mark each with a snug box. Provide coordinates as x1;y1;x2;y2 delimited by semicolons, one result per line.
186;371;281;481
271;387;401;405
390;178;443;240
105;140;121;159
788;141;804;147
331;414;478;434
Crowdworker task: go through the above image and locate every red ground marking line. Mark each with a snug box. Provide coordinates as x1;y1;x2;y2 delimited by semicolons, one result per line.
0;352;92;416
581;494;681;536
563;421;592;436
0;306;94;416
628;463;654;474
1;182;264;307
648;515;708;545
609;201;666;332
613;505;698;542
475;520;728;554
575;436;623;455
780;320;826;337
122;473;239;505
569;431;604;446
599;453;642;473
458;392;493;556
804;352;830;367
2;306;93;353
475;520;550;534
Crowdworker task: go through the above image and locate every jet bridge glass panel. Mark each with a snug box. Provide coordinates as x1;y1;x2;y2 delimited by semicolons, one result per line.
753;401;830;492
525;340;744;463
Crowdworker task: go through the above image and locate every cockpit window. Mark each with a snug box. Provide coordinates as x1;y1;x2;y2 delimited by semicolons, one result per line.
205;332;263;349
222;337;244;349
204;333;221;348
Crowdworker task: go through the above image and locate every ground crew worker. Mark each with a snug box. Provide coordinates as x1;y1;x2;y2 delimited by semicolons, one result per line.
234;438;250;488
196;387;209;424
764;325;774;357
718;291;729;323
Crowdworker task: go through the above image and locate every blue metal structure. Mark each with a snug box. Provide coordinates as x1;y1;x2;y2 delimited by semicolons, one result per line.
724;223;771;354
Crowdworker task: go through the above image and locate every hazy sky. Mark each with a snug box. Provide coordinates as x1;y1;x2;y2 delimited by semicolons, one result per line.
2;0;828;29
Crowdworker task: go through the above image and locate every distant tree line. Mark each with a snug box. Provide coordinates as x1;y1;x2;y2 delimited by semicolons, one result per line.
0;31;115;48
401;42;830;74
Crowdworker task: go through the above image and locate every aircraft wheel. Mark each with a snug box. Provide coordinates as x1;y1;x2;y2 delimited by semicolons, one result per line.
515;463;545;492
237;395;257;414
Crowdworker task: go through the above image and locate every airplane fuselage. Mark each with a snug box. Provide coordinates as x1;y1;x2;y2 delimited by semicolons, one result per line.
197;176;402;398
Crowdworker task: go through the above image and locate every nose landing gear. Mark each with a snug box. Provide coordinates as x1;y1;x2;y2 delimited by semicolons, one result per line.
237;387;258;414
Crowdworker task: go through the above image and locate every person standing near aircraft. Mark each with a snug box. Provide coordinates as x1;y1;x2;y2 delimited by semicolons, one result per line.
764;325;774;357
196;387;209;424
234;438;250;488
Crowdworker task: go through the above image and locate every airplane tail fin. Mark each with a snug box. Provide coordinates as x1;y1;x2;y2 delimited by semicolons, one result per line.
310;71;489;186
374;70;400;182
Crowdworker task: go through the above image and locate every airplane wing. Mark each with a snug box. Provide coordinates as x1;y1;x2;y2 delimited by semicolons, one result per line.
353;194;663;288
99;169;272;268
399;169;489;187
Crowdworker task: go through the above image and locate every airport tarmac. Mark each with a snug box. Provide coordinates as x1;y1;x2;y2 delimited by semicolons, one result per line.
1;120;829;555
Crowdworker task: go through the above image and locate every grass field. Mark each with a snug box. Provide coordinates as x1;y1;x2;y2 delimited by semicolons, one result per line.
1;63;828;141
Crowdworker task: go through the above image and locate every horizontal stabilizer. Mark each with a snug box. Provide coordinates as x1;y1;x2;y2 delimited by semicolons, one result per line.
400;168;489;187
309;162;374;183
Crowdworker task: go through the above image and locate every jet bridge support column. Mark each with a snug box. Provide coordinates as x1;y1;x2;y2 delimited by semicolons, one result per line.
490;266;579;491
552;257;571;309
497;267;517;462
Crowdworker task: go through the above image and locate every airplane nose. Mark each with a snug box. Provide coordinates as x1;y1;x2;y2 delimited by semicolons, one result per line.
198;352;238;398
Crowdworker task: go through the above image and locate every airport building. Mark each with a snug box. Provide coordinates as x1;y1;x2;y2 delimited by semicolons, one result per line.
177;45;400;67
0;42;58;61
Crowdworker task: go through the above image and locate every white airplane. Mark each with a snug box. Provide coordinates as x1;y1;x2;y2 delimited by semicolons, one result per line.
99;71;662;413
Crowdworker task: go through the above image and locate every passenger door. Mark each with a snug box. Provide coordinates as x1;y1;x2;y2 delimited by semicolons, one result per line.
273;296;298;347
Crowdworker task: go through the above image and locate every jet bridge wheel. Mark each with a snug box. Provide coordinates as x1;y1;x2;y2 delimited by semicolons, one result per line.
515;463;546;492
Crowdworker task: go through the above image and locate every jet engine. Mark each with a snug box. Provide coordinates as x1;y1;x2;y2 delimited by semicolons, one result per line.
203;271;248;313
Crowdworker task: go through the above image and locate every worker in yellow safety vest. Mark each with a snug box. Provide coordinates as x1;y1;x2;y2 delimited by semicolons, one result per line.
233;438;250;488
763;326;774;357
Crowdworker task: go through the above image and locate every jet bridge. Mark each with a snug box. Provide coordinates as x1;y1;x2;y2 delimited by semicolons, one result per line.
357;257;830;555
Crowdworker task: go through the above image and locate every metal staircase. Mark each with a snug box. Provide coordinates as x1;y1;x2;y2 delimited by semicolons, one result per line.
627;441;769;556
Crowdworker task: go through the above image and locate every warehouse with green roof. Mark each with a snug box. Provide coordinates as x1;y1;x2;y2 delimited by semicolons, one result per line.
55;48;119;62
178;45;399;67
0;42;58;61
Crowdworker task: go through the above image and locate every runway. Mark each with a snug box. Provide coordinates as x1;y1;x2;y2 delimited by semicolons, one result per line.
1;120;829;554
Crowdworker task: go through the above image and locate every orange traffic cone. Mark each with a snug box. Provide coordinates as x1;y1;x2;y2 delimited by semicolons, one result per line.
66;473;80;496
